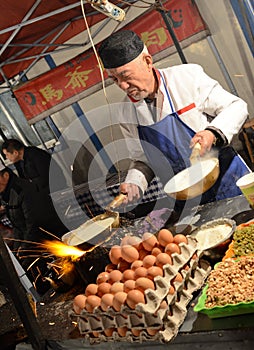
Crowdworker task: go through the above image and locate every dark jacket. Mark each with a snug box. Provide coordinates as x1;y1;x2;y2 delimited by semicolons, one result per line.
1;172;68;266
1;172;42;251
15;146;67;193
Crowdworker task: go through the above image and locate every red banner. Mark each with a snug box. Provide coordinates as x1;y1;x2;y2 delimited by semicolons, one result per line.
14;0;208;122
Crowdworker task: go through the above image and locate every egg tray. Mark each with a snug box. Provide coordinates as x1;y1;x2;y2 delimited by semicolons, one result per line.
70;237;211;343
70;259;210;344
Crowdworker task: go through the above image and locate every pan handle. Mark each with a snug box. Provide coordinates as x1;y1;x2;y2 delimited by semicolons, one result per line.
190;142;201;165
106;193;127;210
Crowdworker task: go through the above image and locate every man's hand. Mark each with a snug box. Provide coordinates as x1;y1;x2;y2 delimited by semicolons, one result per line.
120;183;141;203
191;130;216;156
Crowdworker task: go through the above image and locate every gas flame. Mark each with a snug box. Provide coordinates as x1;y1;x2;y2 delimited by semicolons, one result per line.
44;240;85;260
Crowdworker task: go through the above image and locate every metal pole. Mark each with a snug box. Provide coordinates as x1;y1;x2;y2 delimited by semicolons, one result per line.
207;36;239;96
0;234;46;350
156;0;188;64
31;124;48;150
0;100;29;145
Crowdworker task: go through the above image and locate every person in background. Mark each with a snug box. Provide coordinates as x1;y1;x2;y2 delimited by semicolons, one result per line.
0;165;68;293
98;30;250;208
1;138;67;193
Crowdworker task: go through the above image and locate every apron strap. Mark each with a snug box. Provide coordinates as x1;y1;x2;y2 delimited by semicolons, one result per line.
159;70;175;114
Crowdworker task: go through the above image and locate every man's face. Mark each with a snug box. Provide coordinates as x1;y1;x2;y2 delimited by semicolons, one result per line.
106;53;155;100
2;149;22;163
0;172;9;193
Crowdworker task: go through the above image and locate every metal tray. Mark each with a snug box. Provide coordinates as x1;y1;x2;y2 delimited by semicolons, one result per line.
190;218;236;251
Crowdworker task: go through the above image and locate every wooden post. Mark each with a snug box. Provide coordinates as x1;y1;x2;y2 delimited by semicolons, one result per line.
0;234;46;350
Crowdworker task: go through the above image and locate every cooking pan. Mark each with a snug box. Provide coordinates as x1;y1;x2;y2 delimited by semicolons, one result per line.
62;193;126;248
164;143;220;200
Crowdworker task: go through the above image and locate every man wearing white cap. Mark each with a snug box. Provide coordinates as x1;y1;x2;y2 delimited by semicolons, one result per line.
98;30;250;206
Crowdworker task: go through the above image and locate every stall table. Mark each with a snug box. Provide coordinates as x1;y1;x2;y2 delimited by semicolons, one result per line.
2;195;254;350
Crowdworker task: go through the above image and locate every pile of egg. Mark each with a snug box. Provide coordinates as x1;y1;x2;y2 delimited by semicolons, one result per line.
73;229;190;318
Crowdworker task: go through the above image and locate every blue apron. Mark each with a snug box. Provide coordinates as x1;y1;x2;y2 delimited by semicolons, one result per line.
137;71;250;203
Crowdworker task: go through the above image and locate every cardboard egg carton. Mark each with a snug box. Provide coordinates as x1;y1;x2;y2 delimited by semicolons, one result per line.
70;236;211;343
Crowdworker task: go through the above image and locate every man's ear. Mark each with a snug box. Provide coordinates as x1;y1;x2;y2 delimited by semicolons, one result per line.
143;54;153;69
3;171;9;181
13;150;21;160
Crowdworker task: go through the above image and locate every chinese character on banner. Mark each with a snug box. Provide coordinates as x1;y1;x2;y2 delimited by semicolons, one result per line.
14;0;208;121
39;84;63;105
65;66;93;89
141;28;168;48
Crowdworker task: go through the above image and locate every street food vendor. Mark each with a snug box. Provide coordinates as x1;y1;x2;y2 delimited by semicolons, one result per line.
98;30;250;206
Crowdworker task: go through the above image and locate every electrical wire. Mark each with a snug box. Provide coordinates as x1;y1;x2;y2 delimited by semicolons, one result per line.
80;1;107;100
80;0;121;184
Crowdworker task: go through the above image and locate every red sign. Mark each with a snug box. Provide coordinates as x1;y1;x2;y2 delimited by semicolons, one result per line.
14;0;208;122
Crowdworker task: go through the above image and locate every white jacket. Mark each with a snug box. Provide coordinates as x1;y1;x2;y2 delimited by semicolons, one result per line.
118;64;248;193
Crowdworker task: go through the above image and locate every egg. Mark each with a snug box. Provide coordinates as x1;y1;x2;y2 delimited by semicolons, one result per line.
164;242;181;255
168;285;175;295
159;300;168;309
157;229;174;247
142;232;158;251
96;271;110;284
105;263;117;272
172;272;183;284
131;260;143;270
127;236;142;250
100;293;114;311
117;259;131;272
154;300;168;316
147;266;163;280
122;269;135;282
85;295;101;312
155;253;172;268
117;327;128;337
132;328;141;336
73;294;87;314
110;282;124;294
97;282;112;297
121;235;131;246
173;234;188;245
134;266;147;280
124;279;136;293
147;327;161;336
92;331;100;337
112;291;127;311
126;289;145;309
142;254;156;268
135;277;155;293
109;245;122;265
139;249;148;260
108;269;123;284
85;283;98;296
104;328;115;337
183;264;190;271
151;246;163;257
121;245;139;263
